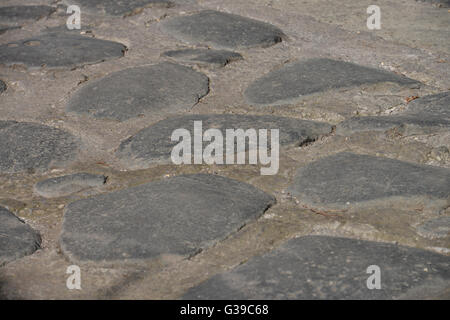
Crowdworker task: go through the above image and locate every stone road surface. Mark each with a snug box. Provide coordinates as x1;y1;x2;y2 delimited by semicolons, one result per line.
0;0;449;299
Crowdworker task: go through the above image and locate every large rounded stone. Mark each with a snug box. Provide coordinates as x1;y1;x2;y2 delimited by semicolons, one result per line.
0;5;56;24
337;92;450;136
160;10;285;50
63;0;171;16
0;33;126;69
0;121;80;174
67;63;209;121
34;173;107;198
416;0;450;7
287;152;450;210
117;114;333;169
245;58;420;106
407;91;450;118
183;236;450;299
0;206;41;266
336;115;449;136
163;48;243;67
60;174;275;264
0;25;21;34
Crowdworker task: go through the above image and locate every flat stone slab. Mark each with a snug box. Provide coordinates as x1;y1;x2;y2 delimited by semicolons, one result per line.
34;173;107;198
183;236;450;299
416;0;450;7
245;58;420;106
336;115;449;136
117;114;333;169
287;152;450;210
416;216;450;239
0;121;79;174
64;0;171;16
0;80;6;93
0;25;21;34
0;5;56;24
43;24;94;34
67;63;209;121
160;10;285;50
337;92;450;136
162;48;243;67
0;206;41;266
407;91;450;118
60;174;275;264
0;33;126;69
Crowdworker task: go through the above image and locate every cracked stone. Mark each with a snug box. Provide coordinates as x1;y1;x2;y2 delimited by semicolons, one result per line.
337;92;450;136
63;0;172;16
183;236;450;299
34;173;107;198
416;216;450;239
117;114;333;169
67;63;209;121
245;58;420;106
0;206;41;266
0;121;80;174
0;33;126;69
163;48;243;67
0;5;56;25
60;174;275;264
287;152;450;210
337;115;449;136
160;10;285;50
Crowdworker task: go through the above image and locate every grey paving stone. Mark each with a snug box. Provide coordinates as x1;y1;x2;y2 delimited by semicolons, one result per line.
34;173;107;198
245;58;420;106
0;121;80;174
117;114;333;169
43;24;94;34
416;216;450;239
183;236;450;299
163;48;243;67
407;91;450;118
64;0;171;16
287;152;450;210
0;33;126;69
337;115;449;136
416;0;450;7
67;63;209;121
337;92;450;136
0;5;56;24
0;206;41;266
160;10;285;50
60;174;275;264
0;25;21;34
0;80;6;93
